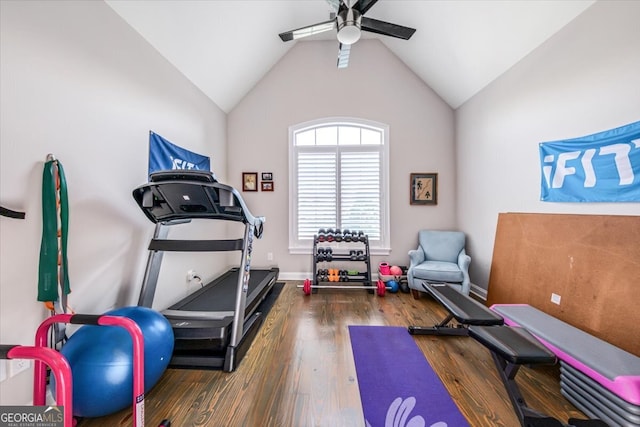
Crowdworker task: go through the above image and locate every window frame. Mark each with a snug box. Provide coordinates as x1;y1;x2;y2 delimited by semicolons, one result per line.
288;117;390;255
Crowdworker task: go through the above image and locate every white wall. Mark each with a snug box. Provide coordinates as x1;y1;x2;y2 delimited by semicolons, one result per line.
228;39;456;276
457;0;640;294
0;1;226;404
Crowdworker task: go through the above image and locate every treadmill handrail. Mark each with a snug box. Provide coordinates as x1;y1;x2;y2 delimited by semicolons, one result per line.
149;238;244;252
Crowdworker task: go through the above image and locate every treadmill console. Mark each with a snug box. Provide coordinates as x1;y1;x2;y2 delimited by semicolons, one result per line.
150;170;217;183
133;170;261;228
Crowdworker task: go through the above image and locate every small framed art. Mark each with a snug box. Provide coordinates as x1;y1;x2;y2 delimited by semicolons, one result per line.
242;172;258;192
261;172;273;181
410;173;437;205
261;181;274;192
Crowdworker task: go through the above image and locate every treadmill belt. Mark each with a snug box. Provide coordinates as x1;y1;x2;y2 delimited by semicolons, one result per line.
168;268;273;312
166;267;279;366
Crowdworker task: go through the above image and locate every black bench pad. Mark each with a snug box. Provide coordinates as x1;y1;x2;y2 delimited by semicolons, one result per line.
469;325;557;365
422;282;504;326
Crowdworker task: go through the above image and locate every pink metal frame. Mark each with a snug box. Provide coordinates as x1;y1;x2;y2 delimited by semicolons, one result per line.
33;314;146;427
5;345;73;426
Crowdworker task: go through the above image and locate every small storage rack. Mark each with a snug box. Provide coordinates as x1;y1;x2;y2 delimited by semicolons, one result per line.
301;228;375;295
378;263;410;293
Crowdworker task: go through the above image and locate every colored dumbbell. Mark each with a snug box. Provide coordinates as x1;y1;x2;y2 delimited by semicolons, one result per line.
317;247;333;262
376;279;399;297
322;247;329;261
387;280;400;293
324;247;332;261
400;280;410;293
326;228;335;242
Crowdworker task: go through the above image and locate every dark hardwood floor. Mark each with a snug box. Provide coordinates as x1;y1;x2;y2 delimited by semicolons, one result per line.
78;282;584;427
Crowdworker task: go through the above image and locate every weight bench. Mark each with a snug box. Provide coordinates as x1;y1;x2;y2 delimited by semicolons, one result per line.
408;282;504;336
409;282;608;427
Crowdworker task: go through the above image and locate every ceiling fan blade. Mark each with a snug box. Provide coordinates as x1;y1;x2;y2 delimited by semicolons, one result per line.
325;0;340;14
361;16;416;40
337;43;351;69
279;19;336;42
354;0;379;15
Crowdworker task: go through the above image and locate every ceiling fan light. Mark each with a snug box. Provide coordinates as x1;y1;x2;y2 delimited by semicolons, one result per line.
336;7;362;45
337;25;361;45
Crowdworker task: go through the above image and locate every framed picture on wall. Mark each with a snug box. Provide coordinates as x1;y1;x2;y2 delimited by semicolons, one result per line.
261;172;273;181
410;173;437;205
261;181;274;191
242;172;258;192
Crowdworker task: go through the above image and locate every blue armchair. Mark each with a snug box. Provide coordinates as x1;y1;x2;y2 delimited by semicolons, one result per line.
407;230;471;297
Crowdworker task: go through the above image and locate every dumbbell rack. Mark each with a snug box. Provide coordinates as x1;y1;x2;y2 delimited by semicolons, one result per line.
311;229;372;293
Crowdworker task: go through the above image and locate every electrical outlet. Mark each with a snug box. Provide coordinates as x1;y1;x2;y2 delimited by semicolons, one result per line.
0;360;7;382
9;358;31;377
267;252;273;261
551;293;561;305
186;270;196;282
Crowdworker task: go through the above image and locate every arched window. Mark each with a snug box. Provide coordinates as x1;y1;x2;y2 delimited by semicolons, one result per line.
289;117;390;254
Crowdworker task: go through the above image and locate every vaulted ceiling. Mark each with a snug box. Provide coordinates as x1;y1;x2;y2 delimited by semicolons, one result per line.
106;0;595;113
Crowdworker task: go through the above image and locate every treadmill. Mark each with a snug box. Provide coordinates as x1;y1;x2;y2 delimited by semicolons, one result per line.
132;170;279;371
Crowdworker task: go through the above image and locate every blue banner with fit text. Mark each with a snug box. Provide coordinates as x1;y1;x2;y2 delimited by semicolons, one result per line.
148;131;210;177
539;121;640;202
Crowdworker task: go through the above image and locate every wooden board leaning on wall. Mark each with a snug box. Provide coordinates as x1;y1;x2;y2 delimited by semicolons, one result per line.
487;212;640;356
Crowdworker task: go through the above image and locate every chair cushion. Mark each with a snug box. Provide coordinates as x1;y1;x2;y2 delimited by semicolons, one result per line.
418;230;465;263
412;261;464;283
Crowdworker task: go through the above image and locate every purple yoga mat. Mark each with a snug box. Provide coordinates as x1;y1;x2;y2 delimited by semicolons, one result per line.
349;325;470;427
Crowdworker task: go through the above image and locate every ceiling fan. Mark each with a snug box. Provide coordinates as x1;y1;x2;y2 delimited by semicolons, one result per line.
278;0;416;69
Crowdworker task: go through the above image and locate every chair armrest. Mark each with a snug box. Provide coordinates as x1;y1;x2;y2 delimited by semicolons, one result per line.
408;248;425;268
458;248;472;295
407;248;425;289
458;249;471;271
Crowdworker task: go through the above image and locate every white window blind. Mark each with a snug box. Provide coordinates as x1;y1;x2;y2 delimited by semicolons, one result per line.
297;151;337;239
289;118;389;253
340;151;381;241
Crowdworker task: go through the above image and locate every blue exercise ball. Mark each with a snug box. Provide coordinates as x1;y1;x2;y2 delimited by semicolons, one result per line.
387;280;399;293
55;306;174;418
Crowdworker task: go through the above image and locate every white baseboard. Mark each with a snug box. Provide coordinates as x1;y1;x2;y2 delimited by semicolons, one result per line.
277;272;309;281
470;283;487;300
